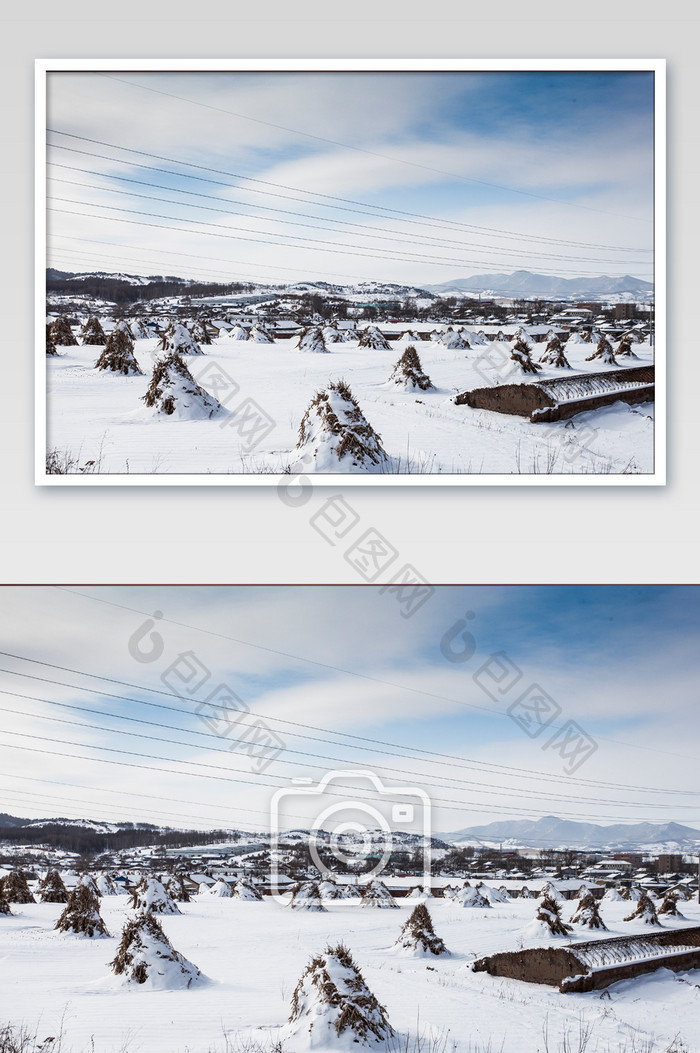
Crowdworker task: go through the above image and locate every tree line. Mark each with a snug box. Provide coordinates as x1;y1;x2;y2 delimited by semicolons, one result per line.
47;271;259;306
0;820;242;856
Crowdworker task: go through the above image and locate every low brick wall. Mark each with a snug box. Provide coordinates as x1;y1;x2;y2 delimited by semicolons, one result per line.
472;925;700;993
473;946;584;987
532;384;654;423
561;948;700;992
454;381;550;418
455;365;654;422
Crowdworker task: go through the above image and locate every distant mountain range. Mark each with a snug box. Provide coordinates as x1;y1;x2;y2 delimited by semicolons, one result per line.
426;270;654;299
0;812;234;854
3;809;696;855
443;816;700;851
47;267;653;305
46;268;187;286
0;812;158;835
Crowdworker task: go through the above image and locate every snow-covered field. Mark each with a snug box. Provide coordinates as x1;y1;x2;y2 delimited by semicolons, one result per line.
44;331;655;477
1;892;696;1052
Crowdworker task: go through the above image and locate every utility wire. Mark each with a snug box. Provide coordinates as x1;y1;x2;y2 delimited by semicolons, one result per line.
99;74;650;223
2;640;697;794
0;732;681;824
0;786;257;831
48;198;651;279
46;130;652;253
0;770;689;848
47;246;305;290
44;588;700;770
47;231;374;285
0;771;290;829
2;688;692;811
47;164;650;267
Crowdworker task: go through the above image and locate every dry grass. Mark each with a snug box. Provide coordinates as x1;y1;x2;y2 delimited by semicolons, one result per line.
539;336;571;369
50;318;77;347
510;338;541;375
95;329;142;375
298;380;388;467
143;353;198;413
389;346;433;390
289;942;393;1042
586;335;618;365
536;895;573;936
37;870;68;905
397;904;448;955
55;886;109;938
1;871;35;905
45;438;105;475
80;317;107;346
570;893;607;929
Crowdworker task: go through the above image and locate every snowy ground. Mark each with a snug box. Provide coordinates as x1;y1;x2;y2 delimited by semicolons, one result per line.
44;333;655;477
1;893;697;1052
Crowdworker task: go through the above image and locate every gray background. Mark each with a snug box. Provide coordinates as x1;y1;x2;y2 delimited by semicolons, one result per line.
3;2;696;584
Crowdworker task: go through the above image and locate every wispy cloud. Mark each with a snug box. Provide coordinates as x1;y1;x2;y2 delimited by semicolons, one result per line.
45;68;656;285
0;587;697;833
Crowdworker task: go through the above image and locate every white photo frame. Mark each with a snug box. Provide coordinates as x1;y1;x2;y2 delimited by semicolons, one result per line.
36;59;665;485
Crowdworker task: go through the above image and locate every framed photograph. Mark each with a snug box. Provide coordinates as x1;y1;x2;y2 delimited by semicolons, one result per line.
36;59;665;485
1;583;698;1051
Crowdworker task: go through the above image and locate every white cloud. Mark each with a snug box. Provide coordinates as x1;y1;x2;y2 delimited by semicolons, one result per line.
44;70;655;285
2;587;695;834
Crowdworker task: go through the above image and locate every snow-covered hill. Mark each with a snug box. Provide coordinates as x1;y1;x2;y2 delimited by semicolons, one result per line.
443;816;700;851
426;270;654;299
47;268;187;286
46;267;654;306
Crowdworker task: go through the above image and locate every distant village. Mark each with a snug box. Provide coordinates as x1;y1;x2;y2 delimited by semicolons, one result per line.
46;283;655;350
44;273;656;475
1;832;693;904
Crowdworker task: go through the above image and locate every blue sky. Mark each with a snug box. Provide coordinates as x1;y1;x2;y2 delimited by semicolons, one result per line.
0;586;696;836
46;69;656;287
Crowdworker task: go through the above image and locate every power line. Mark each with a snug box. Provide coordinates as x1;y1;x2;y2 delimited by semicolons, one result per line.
2;637;697;794
47;245;303;290
48;198;652;279
47;232;374;286
1;651;570;778
47;163;651;268
99;73;650;223
43;588;700;771
2;686;691;813
1;772;681;851
0;732;682;825
47;248;252;286
49;147;650;255
0;771;282;830
0;647;631;791
46;130;653;254
0;786;248;831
